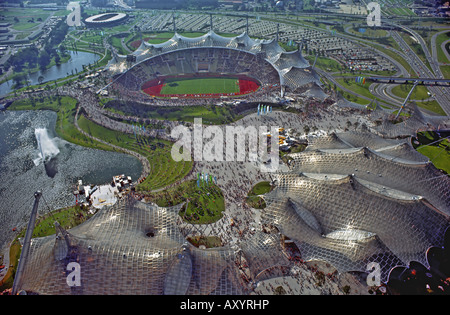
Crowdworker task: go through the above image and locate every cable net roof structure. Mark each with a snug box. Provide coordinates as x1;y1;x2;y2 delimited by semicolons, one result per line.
290;134;450;212
16;198;246;295
239;231;291;282
305;132;429;163
14;132;450;294
261;131;450;282
107;30;320;93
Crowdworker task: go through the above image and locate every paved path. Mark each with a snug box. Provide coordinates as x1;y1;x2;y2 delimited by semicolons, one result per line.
390;30;450;116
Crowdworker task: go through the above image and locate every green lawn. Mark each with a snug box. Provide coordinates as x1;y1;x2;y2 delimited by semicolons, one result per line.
144;179;225;224
103;101;242;125
335;78;377;101
390;82;446;116
17;205;94;239
417;145;450;174
1;8;51;31
440;65;450;81
346;27;388;38
335;79;445;115
11;22;39;31
391;84;430;101
179;181;225;224
414;99;446;116
388;7;416;16
160;77;240;95
14;31;32;40
77;115;193;191
249;181;272;195
109;35;130;55
414;131;450;174
391;84;447;116
306;55;343;72
246;181;273;209
435;31;450;64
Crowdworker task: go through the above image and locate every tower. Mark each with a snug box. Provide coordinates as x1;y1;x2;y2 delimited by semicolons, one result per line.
276;23;279;42
246;14;249;34
173;11;176;33
210;13;213;31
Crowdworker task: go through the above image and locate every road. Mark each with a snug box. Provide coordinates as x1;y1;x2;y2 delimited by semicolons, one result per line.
439;38;450;65
316;68;395;108
397;24;443;78
390;30;450;116
328;20;450;116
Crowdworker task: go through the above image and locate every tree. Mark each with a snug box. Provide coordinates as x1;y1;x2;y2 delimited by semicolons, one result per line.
59;45;67;55
38;51;51;71
38;75;44;85
12;73;26;88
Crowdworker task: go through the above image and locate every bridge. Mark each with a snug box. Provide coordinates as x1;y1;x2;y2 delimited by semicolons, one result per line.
367;77;450;86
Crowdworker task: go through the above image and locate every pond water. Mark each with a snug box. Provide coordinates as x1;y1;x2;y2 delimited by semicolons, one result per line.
0;50;100;97
0;110;142;249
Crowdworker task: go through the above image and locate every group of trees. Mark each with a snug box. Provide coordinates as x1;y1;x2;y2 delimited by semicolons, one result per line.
6;46;59;87
4;17;70;87
46;18;69;50
5;46;39;72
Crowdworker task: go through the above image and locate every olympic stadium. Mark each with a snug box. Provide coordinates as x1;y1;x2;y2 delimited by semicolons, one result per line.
105;31;322;102
84;13;128;27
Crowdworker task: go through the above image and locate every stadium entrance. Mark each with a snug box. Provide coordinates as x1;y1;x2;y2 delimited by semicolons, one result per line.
141;74;260;99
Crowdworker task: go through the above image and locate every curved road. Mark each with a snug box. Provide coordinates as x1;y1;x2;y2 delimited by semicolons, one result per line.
431;29;450;66
390;25;450;116
440;38;450;64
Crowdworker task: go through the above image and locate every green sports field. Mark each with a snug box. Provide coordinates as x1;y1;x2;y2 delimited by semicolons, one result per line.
160;77;240;95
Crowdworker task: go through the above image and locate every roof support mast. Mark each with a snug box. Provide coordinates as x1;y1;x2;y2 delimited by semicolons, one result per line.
210;13;213;32
276;23;279;42
394;80;419;121
12;191;42;295
246;14;249;34
173;11;176;33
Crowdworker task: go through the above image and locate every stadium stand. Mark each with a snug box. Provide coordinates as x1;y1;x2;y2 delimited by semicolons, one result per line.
106;31;321;100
